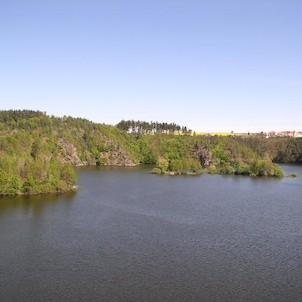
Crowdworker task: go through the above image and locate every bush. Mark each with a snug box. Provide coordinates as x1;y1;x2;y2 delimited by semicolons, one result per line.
288;172;298;177
151;167;163;175
6;176;21;195
218;163;235;175
60;163;77;185
157;157;169;170
249;160;284;177
207;164;217;174
22;176;37;194
272;164;285;178
235;163;250;175
168;158;201;174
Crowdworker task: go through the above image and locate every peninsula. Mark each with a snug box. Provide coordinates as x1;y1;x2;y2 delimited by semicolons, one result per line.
0;110;301;195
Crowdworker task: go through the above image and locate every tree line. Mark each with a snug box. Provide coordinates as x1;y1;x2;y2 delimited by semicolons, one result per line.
116;120;192;135
1;110;301;195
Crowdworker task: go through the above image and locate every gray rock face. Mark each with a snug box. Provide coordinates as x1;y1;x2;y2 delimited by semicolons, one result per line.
97;135;137;166
57;137;137;167
58;139;85;166
99;144;136;166
194;146;213;167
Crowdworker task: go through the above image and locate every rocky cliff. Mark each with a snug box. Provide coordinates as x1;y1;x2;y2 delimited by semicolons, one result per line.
58;137;136;167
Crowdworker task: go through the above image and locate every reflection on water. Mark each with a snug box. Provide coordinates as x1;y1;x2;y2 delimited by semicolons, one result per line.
0;191;76;216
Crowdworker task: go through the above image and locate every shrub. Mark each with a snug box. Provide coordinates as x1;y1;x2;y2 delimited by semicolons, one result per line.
272;164;285;178
235;163;250;175
207;164;217;174
288;172;298;177
151;167;163;175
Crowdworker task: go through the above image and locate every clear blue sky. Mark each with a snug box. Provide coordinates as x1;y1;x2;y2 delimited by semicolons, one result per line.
1;0;301;132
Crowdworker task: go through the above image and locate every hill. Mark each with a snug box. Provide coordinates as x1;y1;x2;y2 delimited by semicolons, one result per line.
0;110;301;195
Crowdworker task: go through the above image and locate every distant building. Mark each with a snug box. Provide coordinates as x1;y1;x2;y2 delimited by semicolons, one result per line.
276;131;297;137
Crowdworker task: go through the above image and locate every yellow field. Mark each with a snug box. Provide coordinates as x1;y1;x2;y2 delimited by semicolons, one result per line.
194;132;234;136
150;131;240;136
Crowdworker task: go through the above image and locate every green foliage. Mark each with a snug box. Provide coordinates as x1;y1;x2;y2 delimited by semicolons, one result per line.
0;113;78;195
207;164;217;174
7;176;22;195
157;157;169;170
248;160;284;177
288;172;298;177
116;120;192;134
151;167;163;175
22;176;37;194
138;137;156;164
1;110;298;195
234;163;250;175
213;146;230;164
272;164;285;178
218;163;235;175
30;141;40;159
60;163;77;185
168;158;201;174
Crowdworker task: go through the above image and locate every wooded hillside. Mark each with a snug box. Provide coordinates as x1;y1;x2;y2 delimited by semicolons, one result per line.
1;110;301;195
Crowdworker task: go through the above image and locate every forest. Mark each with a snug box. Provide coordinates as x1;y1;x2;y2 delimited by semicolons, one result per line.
0;110;301;195
116;120;192;135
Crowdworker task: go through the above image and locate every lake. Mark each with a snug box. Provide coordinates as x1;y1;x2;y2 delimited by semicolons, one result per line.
1;165;302;302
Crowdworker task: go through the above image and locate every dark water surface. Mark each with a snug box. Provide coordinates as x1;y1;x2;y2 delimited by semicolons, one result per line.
1;165;302;302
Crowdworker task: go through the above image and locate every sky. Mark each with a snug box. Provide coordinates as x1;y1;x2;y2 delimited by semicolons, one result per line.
0;0;301;132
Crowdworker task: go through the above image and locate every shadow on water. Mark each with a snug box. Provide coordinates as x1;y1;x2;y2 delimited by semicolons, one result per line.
0;191;76;217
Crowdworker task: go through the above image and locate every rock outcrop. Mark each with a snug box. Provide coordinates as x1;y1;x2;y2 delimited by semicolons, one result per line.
193;146;213;167
57;136;137;167
99;144;136;166
58;139;85;166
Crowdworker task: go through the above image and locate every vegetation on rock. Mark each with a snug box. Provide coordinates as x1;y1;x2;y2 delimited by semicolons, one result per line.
1;110;301;195
288;172;298;178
